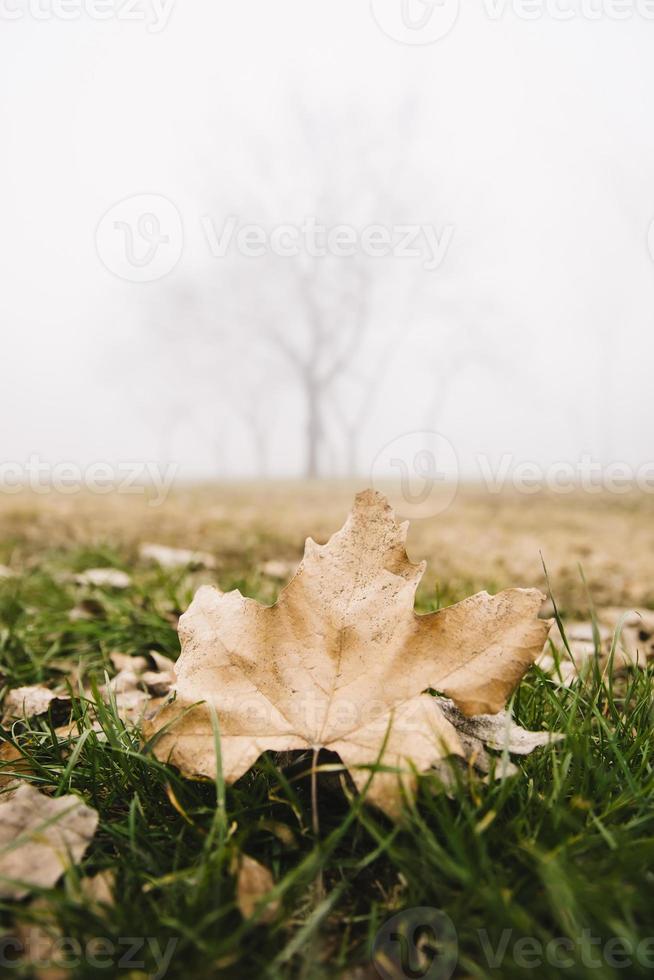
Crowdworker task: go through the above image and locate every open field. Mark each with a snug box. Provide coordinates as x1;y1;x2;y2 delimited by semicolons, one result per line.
1;482;652;613
0;484;653;978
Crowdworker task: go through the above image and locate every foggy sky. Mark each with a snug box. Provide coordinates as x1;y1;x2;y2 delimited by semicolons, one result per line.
2;2;653;481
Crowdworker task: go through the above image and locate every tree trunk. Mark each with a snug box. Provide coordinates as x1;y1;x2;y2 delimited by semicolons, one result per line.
305;381;321;479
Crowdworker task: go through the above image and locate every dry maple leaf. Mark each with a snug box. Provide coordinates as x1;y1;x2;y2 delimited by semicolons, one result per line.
139;543;217;570
75;568;131;589
144;490;551;816
235;855;279;922
2;686;71;728
0;784;98;900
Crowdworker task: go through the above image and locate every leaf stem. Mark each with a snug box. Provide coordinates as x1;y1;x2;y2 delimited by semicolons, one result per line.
311;746;324;899
311;746;320;838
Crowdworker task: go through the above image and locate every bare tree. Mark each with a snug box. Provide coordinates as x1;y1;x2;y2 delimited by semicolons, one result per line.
206;97;429;478
262;260;372;477
138;95;457;479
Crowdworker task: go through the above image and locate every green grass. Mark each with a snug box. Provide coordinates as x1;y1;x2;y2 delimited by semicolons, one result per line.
0;549;653;979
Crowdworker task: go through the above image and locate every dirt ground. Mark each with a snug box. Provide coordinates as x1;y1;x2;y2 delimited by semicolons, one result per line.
0;481;651;617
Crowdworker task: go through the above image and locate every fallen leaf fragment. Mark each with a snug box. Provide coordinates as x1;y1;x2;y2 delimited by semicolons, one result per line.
101;651;176;724
603;609;654;670
0;783;98;900
436;697;563;776
68;598;105;622
437;698;563;755
539;608;654;684
139;543;216;570
149;651;177;674
142;651;176;695
0;565;15;579
145;490;551;817
100;670;151;725
15;901;68;980
106;687;151;725
109;651;149;674
13;873;114;980
54;718;104;741
260;559;297;581
535;653;579;686
75;568;131;589
2;686;71;727
338;967;379;980
0;741;32;789
80;869;115;908
236;856;279;922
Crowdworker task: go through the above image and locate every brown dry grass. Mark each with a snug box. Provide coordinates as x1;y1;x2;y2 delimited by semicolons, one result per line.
0;481;651;615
